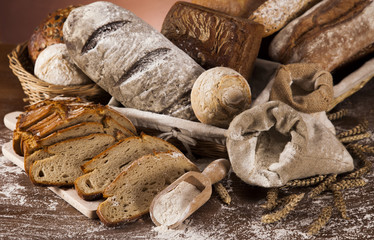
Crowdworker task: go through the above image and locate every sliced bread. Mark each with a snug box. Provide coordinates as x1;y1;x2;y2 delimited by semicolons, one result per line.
75;134;181;200
96;151;199;226
28;133;115;186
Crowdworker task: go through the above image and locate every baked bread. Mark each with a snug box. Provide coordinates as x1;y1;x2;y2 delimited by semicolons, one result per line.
269;0;374;72
161;2;264;81
28;5;77;64
191;0;265;17
13;98;136;157
96;151;199;226
29;133;116;186
191;67;252;128
34;43;92;86
248;0;321;37
75;133;182;200
63;2;204;120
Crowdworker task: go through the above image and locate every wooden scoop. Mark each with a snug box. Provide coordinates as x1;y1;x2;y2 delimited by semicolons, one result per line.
150;158;230;229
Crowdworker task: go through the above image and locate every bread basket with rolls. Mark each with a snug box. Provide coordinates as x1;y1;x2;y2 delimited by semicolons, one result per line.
7;5;111;104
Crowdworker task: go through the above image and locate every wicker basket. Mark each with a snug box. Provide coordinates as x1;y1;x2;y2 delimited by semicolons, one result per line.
8;42;111;104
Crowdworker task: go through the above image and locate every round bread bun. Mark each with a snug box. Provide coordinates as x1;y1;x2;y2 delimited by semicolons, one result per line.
34;43;91;86
28;5;77;64
191;67;252;128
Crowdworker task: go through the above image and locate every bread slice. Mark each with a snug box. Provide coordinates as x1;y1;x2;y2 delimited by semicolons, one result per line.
74;134;182;200
13;98;136;156
28;133;115;186
96;151;199;226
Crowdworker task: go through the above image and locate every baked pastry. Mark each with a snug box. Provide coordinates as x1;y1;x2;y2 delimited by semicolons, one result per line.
191;0;265;17
75;133;182;200
191;67;252;128
161;2;264;81
29;133;116;186
63;2;204;120
248;0;321;37
34;43;92;86
96;151;199;226
269;0;374;72
13;98;136;157
28;5;77;63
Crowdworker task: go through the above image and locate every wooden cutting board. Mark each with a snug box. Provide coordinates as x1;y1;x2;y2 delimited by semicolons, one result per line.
2;111;101;219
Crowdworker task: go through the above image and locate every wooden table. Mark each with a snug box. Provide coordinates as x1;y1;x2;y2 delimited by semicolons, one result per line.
1;43;373;239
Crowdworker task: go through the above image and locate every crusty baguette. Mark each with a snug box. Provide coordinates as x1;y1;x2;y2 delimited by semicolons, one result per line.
269;0;374;71
96;151;199;226
75;133;182;200
29;133;116;186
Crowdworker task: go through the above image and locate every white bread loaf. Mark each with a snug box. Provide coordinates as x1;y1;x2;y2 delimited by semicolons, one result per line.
63;2;204;120
75;133;182;200
34;43;92;86
96;151;199;226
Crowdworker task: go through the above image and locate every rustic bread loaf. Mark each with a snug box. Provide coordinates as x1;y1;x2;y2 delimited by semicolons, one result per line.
75;133;182;200
191;0;265;17
248;0;321;37
13;98;136;156
63;2;204;120
161;2;263;81
269;0;374;72
29;133;115;186
96;151;199;226
28;5;77;64
191;67;252;128
34;43;92;86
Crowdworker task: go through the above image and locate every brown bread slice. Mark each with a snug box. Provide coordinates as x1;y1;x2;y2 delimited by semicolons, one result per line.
75;134;181;200
96;151;199;226
28;133;115;186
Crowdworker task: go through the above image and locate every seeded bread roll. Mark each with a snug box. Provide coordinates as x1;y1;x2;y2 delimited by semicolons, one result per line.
75;133;182;200
269;0;374;72
29;133;116;186
63;2;204;120
96;151;199;226
28;5;77;64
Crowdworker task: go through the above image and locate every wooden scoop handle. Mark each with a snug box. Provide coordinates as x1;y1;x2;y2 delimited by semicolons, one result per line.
202;158;230;185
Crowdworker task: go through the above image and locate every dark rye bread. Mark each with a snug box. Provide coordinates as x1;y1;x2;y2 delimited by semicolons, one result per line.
13;98;136;156
96;151;199;226
63;2;204;120
29;133;116;186
161;2;264;81
269;0;374;72
75;133;182;200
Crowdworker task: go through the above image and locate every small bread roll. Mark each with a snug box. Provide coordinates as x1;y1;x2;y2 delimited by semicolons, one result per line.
34;43;92;86
191;67;252;128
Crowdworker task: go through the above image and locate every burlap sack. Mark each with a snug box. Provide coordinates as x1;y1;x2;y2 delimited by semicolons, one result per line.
269;63;333;113
226;101;353;188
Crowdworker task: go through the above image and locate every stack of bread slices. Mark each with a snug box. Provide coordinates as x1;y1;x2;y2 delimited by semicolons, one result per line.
13;97;199;226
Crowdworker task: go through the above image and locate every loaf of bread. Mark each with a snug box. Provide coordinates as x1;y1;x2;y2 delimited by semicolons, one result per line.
191;67;252;128
13;98;136;157
161;2;264;81
191;0;265;17
28;5;77;63
75;133;182;200
34;43;92;86
248;0;321;37
63;2;204;120
269;0;374;72
96;151;199;226
28;133;115;186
